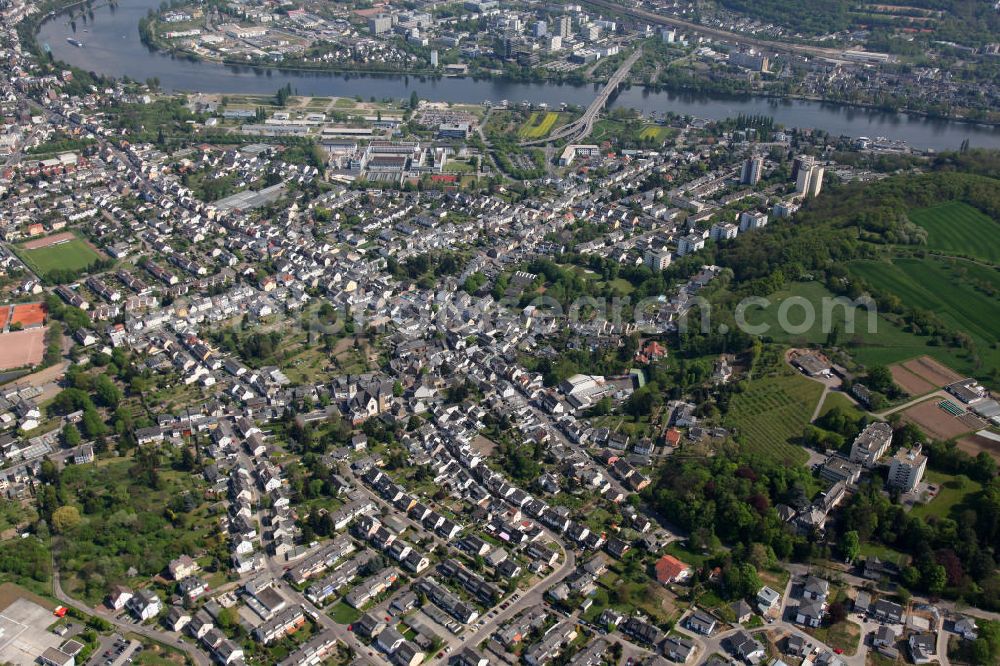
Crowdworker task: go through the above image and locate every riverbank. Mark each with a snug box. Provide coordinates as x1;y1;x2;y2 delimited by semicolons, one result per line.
104;6;1000;129
30;0;1000;150
119;35;1000;130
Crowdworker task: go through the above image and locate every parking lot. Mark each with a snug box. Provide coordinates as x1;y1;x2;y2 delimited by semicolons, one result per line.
87;636;140;666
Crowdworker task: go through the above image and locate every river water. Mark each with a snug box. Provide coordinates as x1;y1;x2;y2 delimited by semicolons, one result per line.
37;0;1000;151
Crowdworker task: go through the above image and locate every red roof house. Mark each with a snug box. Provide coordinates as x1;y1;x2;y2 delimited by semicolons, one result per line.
655;554;692;584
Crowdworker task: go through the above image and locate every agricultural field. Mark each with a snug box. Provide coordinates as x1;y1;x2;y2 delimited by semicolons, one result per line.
745;280;993;376
849;257;1000;374
909;201;1000;264
889;364;936;396
888;355;961;396
723;371;822;465
957;432;1000;463
899;398;983;441
518;111;561;139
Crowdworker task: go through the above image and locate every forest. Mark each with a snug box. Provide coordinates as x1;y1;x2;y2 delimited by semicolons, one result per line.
643;446;822;562
708;168;1000;289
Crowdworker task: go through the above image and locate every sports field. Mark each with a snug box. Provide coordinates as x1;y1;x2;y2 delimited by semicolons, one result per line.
9;303;45;328
17;235;102;277
518;112;560;139
909;201;1000;264
724;372;821;465
0;329;46;370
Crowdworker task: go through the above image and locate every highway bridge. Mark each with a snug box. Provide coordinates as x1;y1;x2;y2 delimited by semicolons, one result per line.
520;48;642;147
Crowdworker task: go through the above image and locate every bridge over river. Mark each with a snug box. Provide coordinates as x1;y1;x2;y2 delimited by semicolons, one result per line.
520;48;643;147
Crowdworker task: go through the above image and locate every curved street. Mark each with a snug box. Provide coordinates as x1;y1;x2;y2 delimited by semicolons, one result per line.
52;566;212;666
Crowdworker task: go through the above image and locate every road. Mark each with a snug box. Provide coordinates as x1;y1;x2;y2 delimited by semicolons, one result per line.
683;576;869;666
786;562;1000;623
874;389;950;418
452;542;576;653
675;573;868;666
520;48;642;147
579;0;874;60
248;449;382;665
52;567;213;666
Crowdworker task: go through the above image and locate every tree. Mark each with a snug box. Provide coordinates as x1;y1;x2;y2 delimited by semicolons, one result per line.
409;91;419;109
841;530;861;563
63;423;82;448
216;606;239;631
94;374;122;408
275;83;292;106
462;271;486;294
721;562;762;601
901;566;922;589
51;506;81;533
828;601;848;624
87;616;112;631
926;564;948;596
81;409;107;438
826;322;841;347
180;446;196;472
589;396;612;416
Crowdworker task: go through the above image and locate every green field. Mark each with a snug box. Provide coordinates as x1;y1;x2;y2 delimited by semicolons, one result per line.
18;237;102;277
329;601;360;624
724;372;822;465
518;111;560;139
639;125;673;142
909;202;1000;264
910;469;983;521
569;265;635;296
858;541;909;567
849;257;1000;361
744;280;989;374
817;390;865;419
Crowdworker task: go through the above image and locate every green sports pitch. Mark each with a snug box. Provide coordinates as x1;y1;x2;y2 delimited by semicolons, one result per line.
17;237;102;277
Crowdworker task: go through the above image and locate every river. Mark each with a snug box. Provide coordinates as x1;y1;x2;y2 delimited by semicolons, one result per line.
37;0;1000;151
